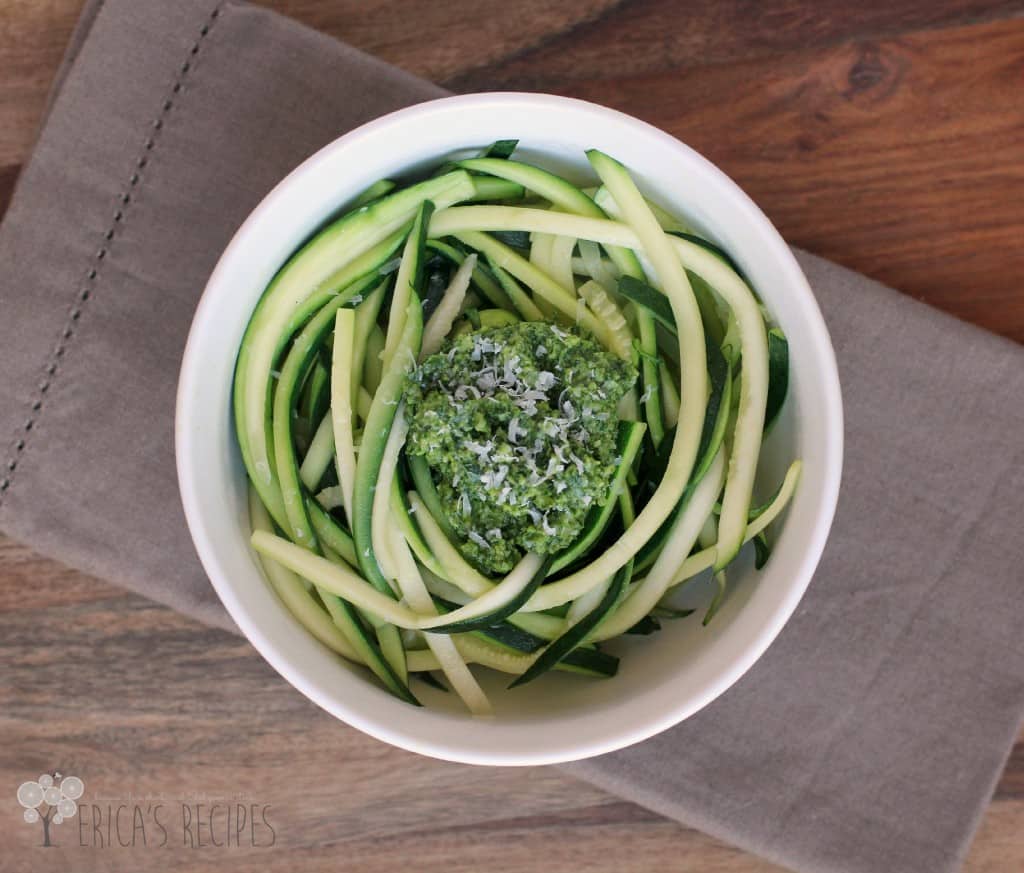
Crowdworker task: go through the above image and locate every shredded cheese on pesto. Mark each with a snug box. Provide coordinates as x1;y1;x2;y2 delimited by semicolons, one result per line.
405;323;636;573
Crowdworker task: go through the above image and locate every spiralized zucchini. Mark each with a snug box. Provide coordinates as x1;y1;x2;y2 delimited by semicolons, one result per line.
238;144;799;714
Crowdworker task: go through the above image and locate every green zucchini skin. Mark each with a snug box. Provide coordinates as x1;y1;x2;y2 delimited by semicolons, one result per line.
237;150;798;709
306;501;357;566
625;614;661;635
382;202;433;367
753;532;772;569
550;421;647;575
252;498;418;704
552;646;619;678
636;311;665;449
481;139;518;159
424;238;515;312
509;562;632;688
415;671;450;692
235;171;475;532
352;296;423;594
618;269;727;461
667;230;746;279
377;622;409;685
455;158;602;215
298;359;330;441
478;628;619;678
351;178;397;208
426;598;618;678
420;557;552;635
405;454;459;542
485;258;544;321
272;280;375;550
619;272;729;345
617;275;675;331
453;616;619;677
489;230;531;249
722;464;795;525
431;599;552;656
472;619;543;654
764;328;789;434
433;139;519;177
322;593;421;705
635;342;732;571
468;177;525;202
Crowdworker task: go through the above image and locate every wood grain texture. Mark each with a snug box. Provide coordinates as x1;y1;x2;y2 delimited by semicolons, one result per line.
4;548;1019;872
443;0;1024;88
0;0;79;166
1;1;1022;871
451;14;1024;343
0;541;785;873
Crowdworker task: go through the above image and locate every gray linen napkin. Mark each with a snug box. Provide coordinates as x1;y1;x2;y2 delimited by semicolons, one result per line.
1;2;1021;872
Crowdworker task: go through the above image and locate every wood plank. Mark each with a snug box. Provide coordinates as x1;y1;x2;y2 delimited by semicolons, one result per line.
967;801;1024;872
0;163;21;221
3;7;1022;341
447;0;1024;89
0;558;782;871
251;0;624;82
0;541;1021;870
0;0;624;167
0;0;82;167
0;534;114;611
490;17;1024;343
5;1;1024;164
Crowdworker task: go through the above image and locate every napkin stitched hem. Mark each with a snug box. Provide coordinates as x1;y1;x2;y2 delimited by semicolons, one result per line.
0;1;224;509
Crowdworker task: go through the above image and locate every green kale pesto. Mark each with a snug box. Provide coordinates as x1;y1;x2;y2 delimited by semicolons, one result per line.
404;322;637;575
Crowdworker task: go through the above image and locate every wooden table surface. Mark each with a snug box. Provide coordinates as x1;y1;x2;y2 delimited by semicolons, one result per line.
2;2;1023;870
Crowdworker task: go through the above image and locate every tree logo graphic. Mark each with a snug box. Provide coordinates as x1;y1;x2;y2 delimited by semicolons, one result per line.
17;772;84;847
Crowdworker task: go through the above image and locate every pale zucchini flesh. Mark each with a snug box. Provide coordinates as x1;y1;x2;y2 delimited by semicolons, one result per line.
236;148;798;711
330;307;358;524
593;448;726;641
352;299;422;593
236;171;476;530
431;203;769;571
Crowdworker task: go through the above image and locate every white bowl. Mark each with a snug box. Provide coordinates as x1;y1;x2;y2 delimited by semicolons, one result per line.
176;93;842;766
